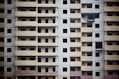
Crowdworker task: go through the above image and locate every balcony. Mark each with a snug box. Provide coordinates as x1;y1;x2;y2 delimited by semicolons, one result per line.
15;60;58;66
70;4;81;8
0;13;4;18
16;2;58;7
81;66;92;71
16;11;58;17
70;33;81;37
16;31;57;36
0;42;4;47
70;13;81;18
81;47;92;51
81;37;92;42
70;62;81;66
15;41;37;46
105;16;119;21
0;32;4;37
104;6;119;12
0;61;4;66
37;23;58;27
16;2;37;7
81;56;92;61
0;52;4;56
70;42;81;47
104;0;119;2
81;27;92;32
70;71;81;76
104;75;119;79
81;8;93;13
81;18;87;23
0;23;4;27
70;23;81;28
105;36;119;41
15;41;57;46
15;50;58;56
105;45;119;51
105;55;119;60
104;65;119;70
16;70;58;76
0;71;4;75
16;31;37;36
81;76;92;79
70;52;81;57
0;3;4;8
105;26;119;31
15;21;37;26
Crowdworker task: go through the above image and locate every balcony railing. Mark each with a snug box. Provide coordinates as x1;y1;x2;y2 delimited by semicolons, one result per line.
16;70;58;76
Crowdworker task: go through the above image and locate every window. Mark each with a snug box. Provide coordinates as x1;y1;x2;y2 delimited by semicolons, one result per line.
53;9;55;13
38;48;41;52
0;38;4;42
63;39;67;43
0;57;4;61
53;48;55;52
45;29;48;33
45;48;48;52
63;48;67;52
96;42;102;49
95;5;99;9
38;67;41;72
63;77;67;79
0;47;4;52
38;38;41;42
52;38;55;42
0;18;4;22
53;58;55;62
96;62;100;66
95;33;99;37
7;38;11;42
45;68;48;72
45;19;48;23
38;58;41;62
7;0;11;4
96;53;100;57
0;28;4;32
95;14;99;18
63;10;67;14
53;29;55;33
7;77;11;79
63;67;67;72
95;24;99;28
63;19;67;23
45;10;48;13
7;58;11;62
7;68;11;72
38;28;41;33
53;0;55;3
7;19;11;23
7;29;11;33
7;48;11;52
45;39;48;43
63;0;67;4
87;4;92;8
38;0;41;3
45;58;48;62
63;29;67;33
63;58;67;62
7;10;12;14
0;9;4;13
45;0;48;3
96;72;100;76
53;19;55;23
53;67;55;71
0;0;4;3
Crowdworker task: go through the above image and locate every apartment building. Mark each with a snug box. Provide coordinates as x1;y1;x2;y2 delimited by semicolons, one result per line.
0;0;119;79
